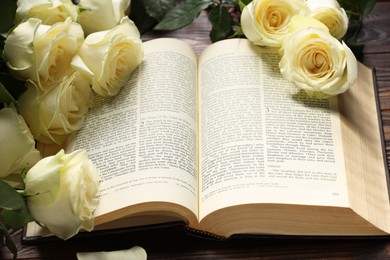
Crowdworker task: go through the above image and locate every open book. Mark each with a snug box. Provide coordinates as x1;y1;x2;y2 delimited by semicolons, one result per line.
26;38;390;239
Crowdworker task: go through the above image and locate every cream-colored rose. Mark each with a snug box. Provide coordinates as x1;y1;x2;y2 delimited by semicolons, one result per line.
307;0;348;40
240;0;310;47
286;15;329;33
0;105;41;179
279;17;357;98
19;71;91;145
15;0;79;25
3;17;84;91
72;17;143;97
24;149;100;240
77;0;130;35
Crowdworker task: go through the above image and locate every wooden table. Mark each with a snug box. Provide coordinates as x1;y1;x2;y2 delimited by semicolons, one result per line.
2;1;390;259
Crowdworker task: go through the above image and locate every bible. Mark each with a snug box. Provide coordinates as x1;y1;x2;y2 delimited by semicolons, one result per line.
25;37;390;239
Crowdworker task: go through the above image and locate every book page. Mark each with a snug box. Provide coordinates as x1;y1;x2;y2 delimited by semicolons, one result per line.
68;38;198;222
198;39;349;220
339;63;390;232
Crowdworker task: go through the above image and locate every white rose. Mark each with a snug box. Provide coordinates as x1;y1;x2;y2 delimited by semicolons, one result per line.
0;105;41;179
286;15;329;33
77;246;147;260
307;0;349;40
15;0;79;25
279;16;357;98
3;17;84;91
240;0;310;47
77;0;130;35
24;149;100;240
19;72;92;145
72;17;143;97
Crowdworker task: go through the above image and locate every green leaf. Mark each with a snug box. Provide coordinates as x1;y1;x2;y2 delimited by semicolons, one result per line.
360;0;376;18
344;35;365;59
238;0;252;11
338;0;361;11
230;25;245;38
154;0;212;31
0;81;16;104
0;73;26;103
20;168;28;179
0;222;17;260
222;0;237;4
0;0;16;35
1;208;32;229
209;5;233;43
0;181;25;211
129;0;157;34
143;0;175;21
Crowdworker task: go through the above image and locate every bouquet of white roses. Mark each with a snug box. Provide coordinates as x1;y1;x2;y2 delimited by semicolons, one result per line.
239;0;357;97
0;0;144;258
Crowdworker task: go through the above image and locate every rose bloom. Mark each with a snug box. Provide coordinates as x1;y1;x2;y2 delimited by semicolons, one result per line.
77;246;147;260
240;0;310;47
73;17;144;97
19;71;92;145
24;149;100;240
77;0;130;35
3;17;84;91
15;0;79;25
0;105;41;179
279;16;357;98
307;0;348;40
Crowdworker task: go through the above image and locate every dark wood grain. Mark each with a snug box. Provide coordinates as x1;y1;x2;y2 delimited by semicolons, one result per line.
2;2;390;259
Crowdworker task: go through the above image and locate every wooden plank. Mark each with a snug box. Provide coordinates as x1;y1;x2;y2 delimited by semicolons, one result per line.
360;2;390;54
